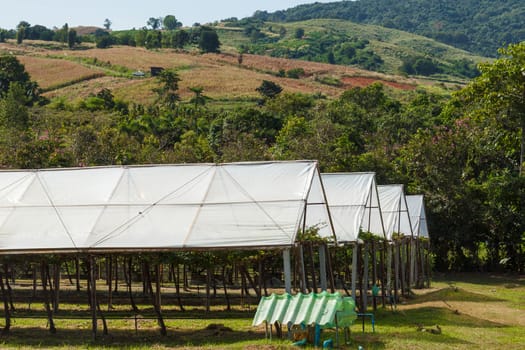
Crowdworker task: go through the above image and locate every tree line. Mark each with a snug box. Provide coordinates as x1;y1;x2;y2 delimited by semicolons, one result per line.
0;42;523;273
0;16;221;53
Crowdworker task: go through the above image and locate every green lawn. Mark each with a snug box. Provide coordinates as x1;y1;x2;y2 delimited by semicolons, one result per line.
0;273;523;349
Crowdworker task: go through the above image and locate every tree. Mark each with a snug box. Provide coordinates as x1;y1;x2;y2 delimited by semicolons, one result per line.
145;30;162;49
0;55;32;97
256;80;283;100
147;17;162;30
294;27;305;39
95;32;114;48
198;27;220;53
172;29;189;48
153;69;180;108
57;23;69;44
456;42;525;176
16;26;24;44
188;86;207;108
103;18;112;30
67;29;77;49
163;15;181;30
0;82;29;130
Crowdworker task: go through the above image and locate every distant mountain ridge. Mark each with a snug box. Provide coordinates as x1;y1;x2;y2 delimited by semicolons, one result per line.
250;0;525;57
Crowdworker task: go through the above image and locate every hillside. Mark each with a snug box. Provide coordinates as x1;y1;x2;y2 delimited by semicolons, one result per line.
215;18;487;80
249;0;525;57
0;40;437;106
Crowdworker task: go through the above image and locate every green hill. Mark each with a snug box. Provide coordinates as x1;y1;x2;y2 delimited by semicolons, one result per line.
215;18;488;81
248;0;525;57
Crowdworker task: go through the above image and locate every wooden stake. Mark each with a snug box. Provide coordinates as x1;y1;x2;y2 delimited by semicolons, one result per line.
88;256;97;340
41;261;56;334
0;266;11;334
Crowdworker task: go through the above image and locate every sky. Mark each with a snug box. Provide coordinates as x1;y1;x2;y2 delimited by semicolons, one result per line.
0;1;337;30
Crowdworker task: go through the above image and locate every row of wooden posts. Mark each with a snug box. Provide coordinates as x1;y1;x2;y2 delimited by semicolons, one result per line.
0;238;431;338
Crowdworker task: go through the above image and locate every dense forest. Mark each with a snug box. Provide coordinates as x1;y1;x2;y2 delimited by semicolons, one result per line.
250;0;525;57
0;40;523;273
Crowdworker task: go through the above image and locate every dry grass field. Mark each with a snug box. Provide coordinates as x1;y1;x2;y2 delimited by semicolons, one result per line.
16;55;103;90
1;40;427;105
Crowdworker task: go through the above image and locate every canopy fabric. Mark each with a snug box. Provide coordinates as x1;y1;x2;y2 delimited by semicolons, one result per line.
252;291;357;329
405;195;429;238
307;173;385;243
0;161;333;254
364;185;413;240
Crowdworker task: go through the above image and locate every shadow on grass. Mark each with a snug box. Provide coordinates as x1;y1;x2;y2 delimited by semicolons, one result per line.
0;325;267;349
408;286;506;304
343;304;508;349
433;272;525;288
377;305;507;329
350;330;471;349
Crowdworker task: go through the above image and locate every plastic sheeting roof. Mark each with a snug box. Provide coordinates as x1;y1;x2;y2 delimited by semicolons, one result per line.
307;173;385;243
252;291;357;328
0;161;334;254
367;185;413;240
405;195;429;238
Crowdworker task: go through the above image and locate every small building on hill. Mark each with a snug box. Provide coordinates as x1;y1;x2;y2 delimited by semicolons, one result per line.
150;66;164;76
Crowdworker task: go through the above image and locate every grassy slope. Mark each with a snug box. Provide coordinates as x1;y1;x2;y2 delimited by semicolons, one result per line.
215;19;489;81
0;273;522;349
1;29;467;107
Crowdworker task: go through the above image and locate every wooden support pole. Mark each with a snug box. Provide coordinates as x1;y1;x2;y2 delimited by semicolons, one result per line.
387;243;392;300
372;241;378;311
53;263;60;313
206;266;211;313
146;262;166;336
4;265;14;312
406;238;412;294
88;256;97;340
380;242;386;308
351;243;358;301
41;261;56;334
283;249;292;294
221;265;231;311
308;242;318;293
326;244;336;293
75;257;81;292
107;256;113;310
32;264;38;299
410;238;419;288
425;241;432;288
362;242;369;312
0;266;11;334
318;245;327;291
394;241;400;302
298;244;307;293
125;257;138;312
401;239;408;296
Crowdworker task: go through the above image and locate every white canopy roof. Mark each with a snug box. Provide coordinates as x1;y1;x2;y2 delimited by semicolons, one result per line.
307;173;385;243
405;195;429;238
0;161;333;254
366;185;413;240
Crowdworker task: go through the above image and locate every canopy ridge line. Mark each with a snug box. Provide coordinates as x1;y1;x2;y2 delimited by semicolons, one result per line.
36;172;79;250
84;167;127;242
221;166;292;239
372;177;387;240
401;188;414;238
315;166;337;245
182;166;218;247
0;172;33;195
88;166;214;248
0;173;35;233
